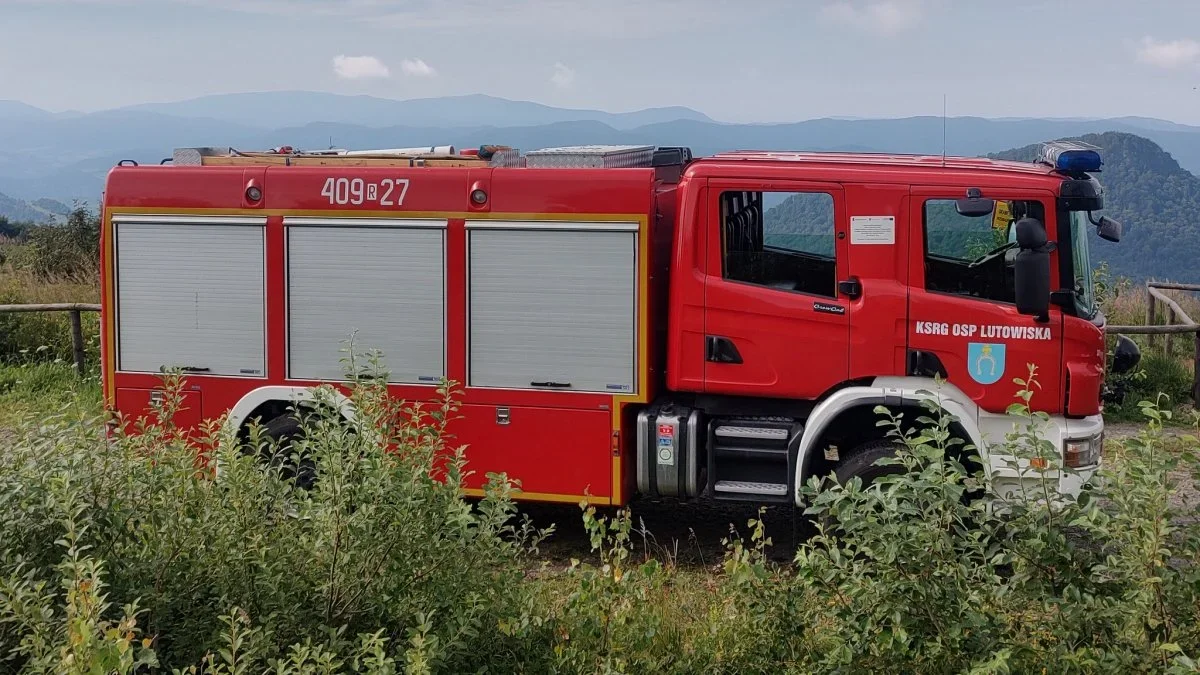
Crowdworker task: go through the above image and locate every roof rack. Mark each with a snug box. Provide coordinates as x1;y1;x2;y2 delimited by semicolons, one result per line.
168;143;693;171
171;144;522;168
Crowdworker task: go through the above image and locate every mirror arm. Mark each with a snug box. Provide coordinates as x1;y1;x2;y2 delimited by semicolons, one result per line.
1050;289;1074;308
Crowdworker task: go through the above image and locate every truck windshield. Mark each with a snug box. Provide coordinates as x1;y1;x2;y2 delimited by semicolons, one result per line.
1069;210;1097;318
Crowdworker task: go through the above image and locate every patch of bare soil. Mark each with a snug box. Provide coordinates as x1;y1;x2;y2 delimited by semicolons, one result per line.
515;497;809;572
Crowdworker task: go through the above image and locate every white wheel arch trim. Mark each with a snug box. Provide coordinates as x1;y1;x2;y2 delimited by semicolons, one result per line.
793;377;985;506
219;385;357;439
210;386;358;482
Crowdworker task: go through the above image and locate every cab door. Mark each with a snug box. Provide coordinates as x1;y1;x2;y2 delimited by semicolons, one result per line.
906;187;1064;414
702;179;851;399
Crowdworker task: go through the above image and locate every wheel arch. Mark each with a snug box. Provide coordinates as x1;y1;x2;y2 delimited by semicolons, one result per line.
793;377;986;505
220;385;357;442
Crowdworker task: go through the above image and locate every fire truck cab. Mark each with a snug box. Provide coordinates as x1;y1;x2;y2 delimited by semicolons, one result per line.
99;141;1128;507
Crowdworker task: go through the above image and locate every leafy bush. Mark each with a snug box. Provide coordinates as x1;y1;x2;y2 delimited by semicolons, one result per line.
0;368;548;672
4;206;99;283
2;364;1200;673
780;373;1199;673
1107;353;1194;421
529;370;1200;673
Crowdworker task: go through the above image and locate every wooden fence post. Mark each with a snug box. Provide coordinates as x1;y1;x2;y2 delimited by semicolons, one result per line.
1194;331;1200;405
1167;307;1176;357
69;309;85;378
1148;290;1158;351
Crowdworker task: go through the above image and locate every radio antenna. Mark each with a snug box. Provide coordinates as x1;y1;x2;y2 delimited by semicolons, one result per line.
942;94;947;167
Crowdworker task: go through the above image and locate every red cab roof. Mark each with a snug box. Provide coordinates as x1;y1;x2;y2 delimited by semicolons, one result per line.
702;150;1055;176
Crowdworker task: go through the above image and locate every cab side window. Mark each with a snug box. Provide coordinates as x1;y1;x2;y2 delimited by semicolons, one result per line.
721;190;836;298
923;198;1045;304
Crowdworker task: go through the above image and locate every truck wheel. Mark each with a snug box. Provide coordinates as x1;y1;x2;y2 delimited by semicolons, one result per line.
812;439;905;538
259;414;316;490
834;439;904;488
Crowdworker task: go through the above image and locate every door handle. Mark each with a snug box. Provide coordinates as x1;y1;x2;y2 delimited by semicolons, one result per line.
838;277;862;299
705;335;743;364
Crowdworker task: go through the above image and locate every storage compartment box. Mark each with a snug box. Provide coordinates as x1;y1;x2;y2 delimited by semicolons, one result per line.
285;217;446;383
467;221;638;394
451;404;613;499
114;215;266;377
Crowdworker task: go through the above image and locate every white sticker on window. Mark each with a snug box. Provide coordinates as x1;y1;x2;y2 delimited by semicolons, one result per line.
850;215;895;245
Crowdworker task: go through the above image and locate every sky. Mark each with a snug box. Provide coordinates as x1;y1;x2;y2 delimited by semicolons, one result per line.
3;0;1200;124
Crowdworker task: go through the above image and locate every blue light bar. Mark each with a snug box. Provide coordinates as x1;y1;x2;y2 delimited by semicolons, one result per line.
1038;140;1103;173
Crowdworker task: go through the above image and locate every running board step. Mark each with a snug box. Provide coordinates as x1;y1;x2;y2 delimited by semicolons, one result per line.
713;445;788;461
713;480;788;497
714;425;790;441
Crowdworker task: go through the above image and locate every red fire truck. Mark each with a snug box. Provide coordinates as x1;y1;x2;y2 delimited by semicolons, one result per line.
99;140;1134;507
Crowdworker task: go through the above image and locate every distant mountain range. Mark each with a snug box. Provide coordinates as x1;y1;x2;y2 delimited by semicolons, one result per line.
117;91;716;131
2;93;1200;281
2;91;1200;208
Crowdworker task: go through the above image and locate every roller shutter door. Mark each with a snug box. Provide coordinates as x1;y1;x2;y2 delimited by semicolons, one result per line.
468;222;637;394
286;218;446;383
115;215;266;377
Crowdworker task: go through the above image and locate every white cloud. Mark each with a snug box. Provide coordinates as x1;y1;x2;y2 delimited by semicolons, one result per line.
550;62;576;89
1135;37;1200;69
332;54;390;80
822;0;923;35
399;58;437;77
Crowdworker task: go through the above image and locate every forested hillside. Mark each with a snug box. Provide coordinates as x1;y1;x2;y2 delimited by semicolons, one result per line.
988;132;1200;282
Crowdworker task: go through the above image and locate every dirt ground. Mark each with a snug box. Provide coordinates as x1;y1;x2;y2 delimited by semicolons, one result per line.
516;496;807;570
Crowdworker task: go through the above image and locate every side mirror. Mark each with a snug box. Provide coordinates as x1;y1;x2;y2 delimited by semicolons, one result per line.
1111;334;1141;374
1013;217;1050;321
956;187;995;218
1092;214;1122;243
956;197;995;218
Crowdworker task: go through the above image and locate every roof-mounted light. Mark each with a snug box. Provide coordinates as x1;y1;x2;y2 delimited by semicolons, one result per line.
1038;140;1103;174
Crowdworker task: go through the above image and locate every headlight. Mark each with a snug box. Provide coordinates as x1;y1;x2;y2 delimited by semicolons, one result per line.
1064;432;1103;468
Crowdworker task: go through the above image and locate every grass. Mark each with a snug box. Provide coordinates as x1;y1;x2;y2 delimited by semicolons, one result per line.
0;361;101;428
1096;273;1200;422
0;264;101;370
0;258;102;427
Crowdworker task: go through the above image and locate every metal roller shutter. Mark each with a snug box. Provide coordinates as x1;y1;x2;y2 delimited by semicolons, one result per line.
468;222;637;394
115;216;266;377
286;218;446;383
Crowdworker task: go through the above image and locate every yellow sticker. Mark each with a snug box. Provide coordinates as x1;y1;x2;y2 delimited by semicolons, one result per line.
992;200;1012;230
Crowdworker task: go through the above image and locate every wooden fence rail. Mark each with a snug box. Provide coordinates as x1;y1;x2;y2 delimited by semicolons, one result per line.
1109;281;1200;403
0;303;101;377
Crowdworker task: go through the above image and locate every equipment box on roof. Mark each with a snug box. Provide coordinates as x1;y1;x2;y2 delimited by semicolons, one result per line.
524;145;655;169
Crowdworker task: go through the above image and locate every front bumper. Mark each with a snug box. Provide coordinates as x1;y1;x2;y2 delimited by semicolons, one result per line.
977;411;1104;502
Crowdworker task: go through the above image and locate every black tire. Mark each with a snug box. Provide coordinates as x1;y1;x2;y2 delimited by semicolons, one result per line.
807;439;904;538
258;414;316;490
833;439;904;488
